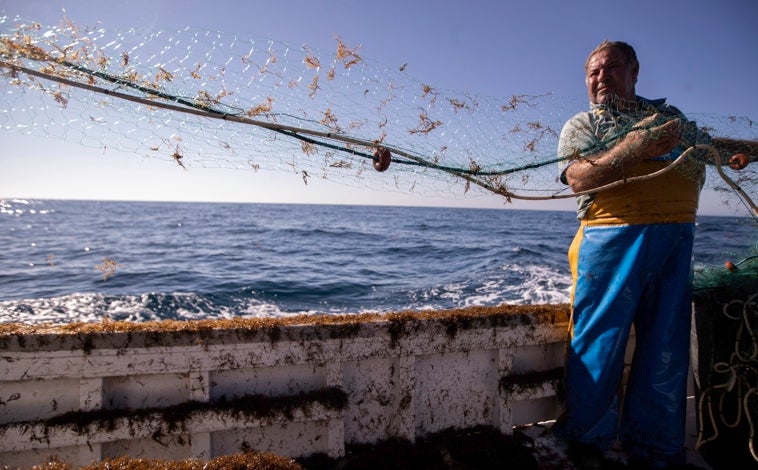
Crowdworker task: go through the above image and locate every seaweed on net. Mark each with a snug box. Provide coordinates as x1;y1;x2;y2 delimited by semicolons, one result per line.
0;15;755;211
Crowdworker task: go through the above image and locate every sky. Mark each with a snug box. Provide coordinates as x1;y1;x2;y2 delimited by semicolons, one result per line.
1;0;756;215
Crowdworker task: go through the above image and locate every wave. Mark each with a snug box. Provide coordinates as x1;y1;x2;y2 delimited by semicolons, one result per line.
0;256;573;325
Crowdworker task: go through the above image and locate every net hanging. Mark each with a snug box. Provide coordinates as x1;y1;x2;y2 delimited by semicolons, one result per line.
0;15;756;215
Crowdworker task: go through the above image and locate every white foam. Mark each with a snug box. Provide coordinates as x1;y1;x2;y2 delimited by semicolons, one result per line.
0;292;296;325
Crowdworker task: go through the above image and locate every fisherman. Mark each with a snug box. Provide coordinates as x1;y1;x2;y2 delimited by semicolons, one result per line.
553;40;710;469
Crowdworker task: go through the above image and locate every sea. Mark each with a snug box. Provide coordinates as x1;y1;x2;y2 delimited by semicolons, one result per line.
1;199;755;325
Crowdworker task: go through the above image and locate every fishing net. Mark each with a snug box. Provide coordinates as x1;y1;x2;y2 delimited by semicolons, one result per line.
692;254;758;465
1;15;756;212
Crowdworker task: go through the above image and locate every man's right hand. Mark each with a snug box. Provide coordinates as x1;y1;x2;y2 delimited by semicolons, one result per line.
622;114;682;161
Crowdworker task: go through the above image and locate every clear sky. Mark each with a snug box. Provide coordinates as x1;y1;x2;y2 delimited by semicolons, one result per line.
1;0;756;215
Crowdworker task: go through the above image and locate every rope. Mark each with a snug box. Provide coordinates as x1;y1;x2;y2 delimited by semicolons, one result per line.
0;59;571;196
695;292;758;462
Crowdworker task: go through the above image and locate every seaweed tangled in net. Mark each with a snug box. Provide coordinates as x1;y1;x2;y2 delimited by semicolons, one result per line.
0;15;755;211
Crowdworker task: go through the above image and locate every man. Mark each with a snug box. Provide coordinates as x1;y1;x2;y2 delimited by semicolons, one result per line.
553;40;709;469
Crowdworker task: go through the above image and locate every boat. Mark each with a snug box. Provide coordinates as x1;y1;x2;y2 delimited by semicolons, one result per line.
2;301;741;469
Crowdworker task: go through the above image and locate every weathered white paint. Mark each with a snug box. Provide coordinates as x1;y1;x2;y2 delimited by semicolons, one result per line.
0;306;604;468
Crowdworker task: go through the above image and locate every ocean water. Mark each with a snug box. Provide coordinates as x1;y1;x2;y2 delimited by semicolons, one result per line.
0;199;755;325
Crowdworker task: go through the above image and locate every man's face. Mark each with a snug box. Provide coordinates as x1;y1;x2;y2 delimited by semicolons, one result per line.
585;47;638;105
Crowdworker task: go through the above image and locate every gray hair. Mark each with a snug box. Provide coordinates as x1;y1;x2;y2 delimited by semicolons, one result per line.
584;40;639;71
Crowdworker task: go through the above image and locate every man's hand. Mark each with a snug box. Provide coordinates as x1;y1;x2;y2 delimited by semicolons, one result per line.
621;114;682;162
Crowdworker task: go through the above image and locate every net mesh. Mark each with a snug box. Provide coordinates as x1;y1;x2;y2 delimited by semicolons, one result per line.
0;15;756;210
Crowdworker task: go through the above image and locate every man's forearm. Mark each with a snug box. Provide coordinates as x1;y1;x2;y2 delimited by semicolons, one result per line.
564;144;632;193
564;116;682;193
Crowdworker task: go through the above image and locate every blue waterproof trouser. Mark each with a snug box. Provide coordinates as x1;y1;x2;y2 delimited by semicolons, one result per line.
558;222;695;462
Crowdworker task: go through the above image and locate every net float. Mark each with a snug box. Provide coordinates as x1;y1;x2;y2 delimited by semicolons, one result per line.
728;153;749;170
373;147;392;172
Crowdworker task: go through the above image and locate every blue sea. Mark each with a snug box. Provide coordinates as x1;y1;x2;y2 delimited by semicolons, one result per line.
0;199;755;325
